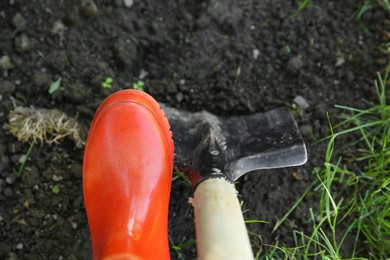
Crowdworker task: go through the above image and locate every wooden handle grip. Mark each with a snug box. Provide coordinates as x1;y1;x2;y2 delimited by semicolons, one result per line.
193;178;254;260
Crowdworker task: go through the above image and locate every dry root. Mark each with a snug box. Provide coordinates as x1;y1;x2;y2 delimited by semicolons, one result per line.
8;106;84;148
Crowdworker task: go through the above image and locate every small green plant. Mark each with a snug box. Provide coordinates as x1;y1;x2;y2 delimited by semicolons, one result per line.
172;169;192;199
169;235;196;260
102;77;113;89
132;80;144;91
294;0;321;17
51;185;61;194
283;45;292;54
295;0;310;16
14;137;36;177
48;78;61;94
172;169;192;186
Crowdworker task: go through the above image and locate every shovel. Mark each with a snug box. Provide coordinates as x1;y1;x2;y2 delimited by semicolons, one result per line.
162;105;307;259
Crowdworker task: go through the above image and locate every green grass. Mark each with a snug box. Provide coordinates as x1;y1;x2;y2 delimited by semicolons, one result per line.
354;0;390;20
15;137;36;177
169;234;196;260
295;0;310;16
261;65;389;259
353;0;390;34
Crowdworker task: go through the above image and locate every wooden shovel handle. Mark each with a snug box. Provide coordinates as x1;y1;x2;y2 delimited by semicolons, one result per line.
193;178;254;260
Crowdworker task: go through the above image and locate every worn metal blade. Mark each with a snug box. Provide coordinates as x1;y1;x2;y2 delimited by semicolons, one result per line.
161;104;307;183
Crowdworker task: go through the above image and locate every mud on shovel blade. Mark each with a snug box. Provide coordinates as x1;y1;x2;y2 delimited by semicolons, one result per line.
162;105;307;259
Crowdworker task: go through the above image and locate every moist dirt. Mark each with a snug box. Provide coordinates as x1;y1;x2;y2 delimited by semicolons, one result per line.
0;0;386;259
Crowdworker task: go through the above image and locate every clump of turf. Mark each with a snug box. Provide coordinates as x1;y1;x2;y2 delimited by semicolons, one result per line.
8;106;84;148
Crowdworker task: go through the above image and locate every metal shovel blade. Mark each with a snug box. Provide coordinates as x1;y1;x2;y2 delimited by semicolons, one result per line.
161;105;307;182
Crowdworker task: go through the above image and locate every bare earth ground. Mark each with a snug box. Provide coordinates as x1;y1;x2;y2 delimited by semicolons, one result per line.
0;0;385;259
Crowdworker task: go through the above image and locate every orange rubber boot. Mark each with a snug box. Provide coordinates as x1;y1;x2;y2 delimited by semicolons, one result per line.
83;90;174;260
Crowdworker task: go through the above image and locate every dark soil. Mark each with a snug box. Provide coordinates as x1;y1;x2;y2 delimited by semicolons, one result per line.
0;0;385;259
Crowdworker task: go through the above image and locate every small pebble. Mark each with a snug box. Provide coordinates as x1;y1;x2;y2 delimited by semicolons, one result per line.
300;124;313;137
253;49;260;60
52;20;65;35
52;174;63;182
0;55;13;70
5;175;16;185
14;34;31;52
18;154;27;164
335;57;345;67
175;92;184;103
123;0;134;8
288;55;303;72
139;69;148;79
15;243;23;250
12;13;26;31
293;95;310;110
80;0;99;17
292;171;303;181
